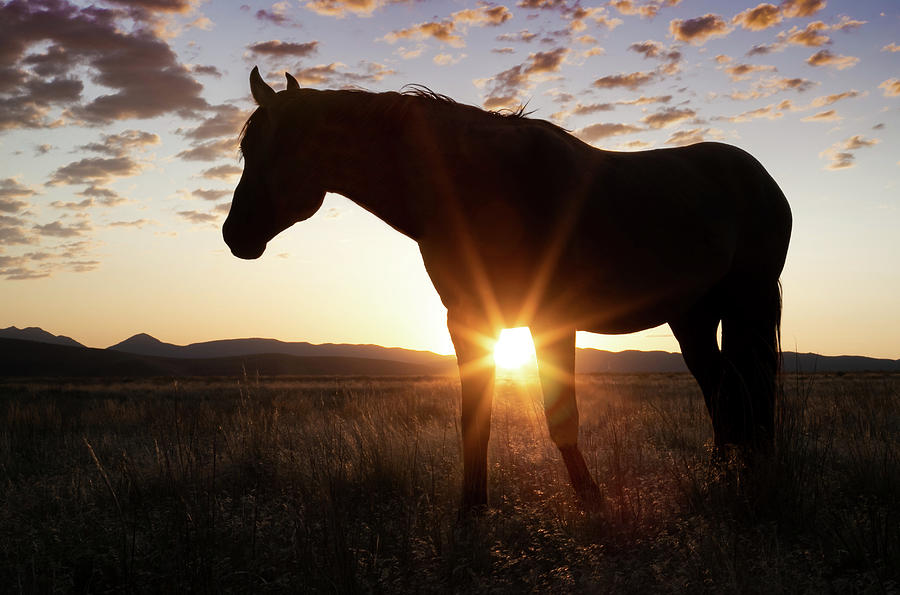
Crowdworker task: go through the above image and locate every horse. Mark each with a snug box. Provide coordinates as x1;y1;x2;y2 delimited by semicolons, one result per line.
223;67;792;512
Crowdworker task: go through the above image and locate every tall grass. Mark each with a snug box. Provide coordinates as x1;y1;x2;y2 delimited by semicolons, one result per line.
1;372;897;593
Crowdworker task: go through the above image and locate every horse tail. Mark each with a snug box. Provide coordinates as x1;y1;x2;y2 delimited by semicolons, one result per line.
774;278;783;375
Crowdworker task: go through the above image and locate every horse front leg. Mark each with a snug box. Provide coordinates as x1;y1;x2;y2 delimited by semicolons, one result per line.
534;326;602;510
447;311;497;514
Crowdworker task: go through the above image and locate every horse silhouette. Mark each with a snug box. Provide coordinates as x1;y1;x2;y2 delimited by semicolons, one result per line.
224;67;792;511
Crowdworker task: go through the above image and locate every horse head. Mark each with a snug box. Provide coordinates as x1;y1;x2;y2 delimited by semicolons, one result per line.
223;66;326;259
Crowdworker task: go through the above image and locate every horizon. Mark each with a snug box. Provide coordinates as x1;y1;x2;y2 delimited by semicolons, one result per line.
1;0;899;359
4;324;898;361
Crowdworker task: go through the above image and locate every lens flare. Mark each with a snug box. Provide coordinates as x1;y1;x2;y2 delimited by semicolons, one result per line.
493;327;537;369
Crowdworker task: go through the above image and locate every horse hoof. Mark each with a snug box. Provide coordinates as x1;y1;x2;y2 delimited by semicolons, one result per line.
458;497;490;520
576;483;604;513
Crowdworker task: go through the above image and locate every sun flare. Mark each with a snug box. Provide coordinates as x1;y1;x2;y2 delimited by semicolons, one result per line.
493;327;537;369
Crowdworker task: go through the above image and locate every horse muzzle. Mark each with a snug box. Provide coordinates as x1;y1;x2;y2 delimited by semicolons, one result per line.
223;218;267;260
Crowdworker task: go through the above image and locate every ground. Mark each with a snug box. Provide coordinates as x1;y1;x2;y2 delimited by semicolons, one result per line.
1;372;897;593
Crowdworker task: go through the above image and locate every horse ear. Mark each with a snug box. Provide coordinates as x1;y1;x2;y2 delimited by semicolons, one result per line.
285;72;300;90
249;66;276;107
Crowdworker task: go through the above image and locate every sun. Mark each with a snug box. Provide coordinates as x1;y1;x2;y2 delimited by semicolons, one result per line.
493;327;537;370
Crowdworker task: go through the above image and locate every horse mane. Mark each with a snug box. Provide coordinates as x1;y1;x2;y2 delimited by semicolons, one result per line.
239;84;557;152
400;84;534;119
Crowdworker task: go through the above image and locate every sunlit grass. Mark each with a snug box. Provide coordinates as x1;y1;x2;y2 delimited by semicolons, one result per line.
0;373;897;592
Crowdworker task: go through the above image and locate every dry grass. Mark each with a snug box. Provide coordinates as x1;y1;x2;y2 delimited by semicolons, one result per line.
1;372;897;593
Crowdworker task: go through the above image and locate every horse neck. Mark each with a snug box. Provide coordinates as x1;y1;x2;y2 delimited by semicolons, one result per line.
311;91;428;240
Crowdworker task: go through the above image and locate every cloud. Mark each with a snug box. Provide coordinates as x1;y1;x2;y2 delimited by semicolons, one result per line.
878;79;900;98
246;40;320;58
807;90;860;108
576;122;643;142
176;138;236;161
102;0;201;15
806;49;858;70
883;43;900;53
385;5;513;49
665;127;720;146
452;5;513;27
433;53;466;66
593;71;656;90
629;40;665;59
177;210;219;224
33;219;92;238
567;7;622;32
719;101;789;122
192;189;231;201
641;107;696;129
779;0;825;18
553;100;617;122
48;157;142;186
801;109;841;122
732;4;782;31
0;236;102;279
50;198;94;210
255;2;302;26
627;40;682;74
303;0;381;18
179;105;249;141
572;102;616;115
0;0;208;127
820;135;879;170
610;0;680;20
386;21;463;47
201;165;243;180
725;63;777;81
669;14;731;45
759;76;817;94
190;64;222;77
108;219;155;229
517;0;566;9
746;42;784;56
47;186;126;210
288;61;395;86
784;21;830;47
0;214;35;245
79;129;161;157
480;48;569;109
77;185;128;207
0;178;37;213
618;95;672;105
21;45;77;77
832;16;865;32
497;30;538;43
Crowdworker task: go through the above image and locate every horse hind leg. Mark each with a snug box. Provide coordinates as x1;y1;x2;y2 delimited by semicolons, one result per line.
669;300;726;446
719;278;782;452
533;326;602;510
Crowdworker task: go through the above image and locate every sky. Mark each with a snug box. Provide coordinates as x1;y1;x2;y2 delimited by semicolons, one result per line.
0;0;898;358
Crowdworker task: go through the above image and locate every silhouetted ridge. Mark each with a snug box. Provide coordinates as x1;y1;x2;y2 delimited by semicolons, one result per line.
0;338;448;377
0;326;84;348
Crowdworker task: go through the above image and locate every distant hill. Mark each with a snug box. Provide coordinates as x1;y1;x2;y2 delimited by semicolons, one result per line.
576;349;688;373
108;333;458;369
0;326;84;348
0;338;446;378
576;348;899;374
1;328;897;377
782;352;900;373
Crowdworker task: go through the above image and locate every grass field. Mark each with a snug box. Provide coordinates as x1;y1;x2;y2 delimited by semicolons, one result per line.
1;371;897;593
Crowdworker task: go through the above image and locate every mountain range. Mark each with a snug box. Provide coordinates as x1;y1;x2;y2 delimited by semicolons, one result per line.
1;326;898;377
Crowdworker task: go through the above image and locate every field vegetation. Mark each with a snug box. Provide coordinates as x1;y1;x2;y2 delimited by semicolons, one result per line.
1;371;897;593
